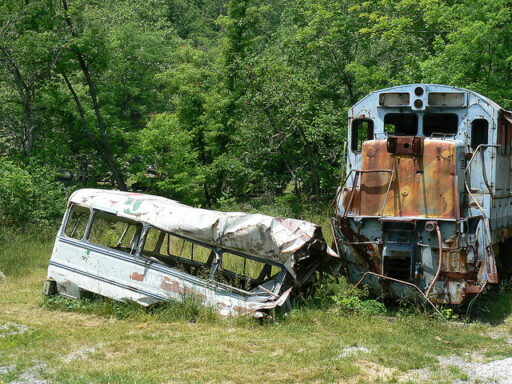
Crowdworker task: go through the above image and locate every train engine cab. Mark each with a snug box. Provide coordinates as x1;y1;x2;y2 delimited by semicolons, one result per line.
333;84;512;305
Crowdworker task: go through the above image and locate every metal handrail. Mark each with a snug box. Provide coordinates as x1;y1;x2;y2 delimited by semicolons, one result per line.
464;144;500;285
464;144;500;200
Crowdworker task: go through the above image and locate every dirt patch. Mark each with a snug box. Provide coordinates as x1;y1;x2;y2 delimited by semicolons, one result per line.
352;360;397;383
398;367;432;383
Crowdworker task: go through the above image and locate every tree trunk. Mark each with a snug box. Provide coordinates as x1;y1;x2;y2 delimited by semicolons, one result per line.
23;98;35;156
61;0;127;190
7;56;34;156
61;72;126;190
74;54;127;190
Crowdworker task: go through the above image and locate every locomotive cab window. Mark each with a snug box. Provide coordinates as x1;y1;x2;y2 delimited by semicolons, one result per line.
471;119;488;150
384;113;418;136
423;113;458;137
351;119;374;151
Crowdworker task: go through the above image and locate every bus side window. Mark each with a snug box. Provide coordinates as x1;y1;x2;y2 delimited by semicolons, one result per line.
471;119;488;150
64;205;90;240
142;228;214;278
218;252;281;291
351;119;374;152
87;211;142;254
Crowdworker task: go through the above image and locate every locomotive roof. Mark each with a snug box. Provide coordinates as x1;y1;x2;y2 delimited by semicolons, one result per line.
349;84;512;118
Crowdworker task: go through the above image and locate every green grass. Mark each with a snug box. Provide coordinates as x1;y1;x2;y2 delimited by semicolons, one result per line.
0;225;56;277
1;205;512;383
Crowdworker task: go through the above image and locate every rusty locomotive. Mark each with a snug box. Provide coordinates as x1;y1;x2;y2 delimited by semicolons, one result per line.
332;84;512;305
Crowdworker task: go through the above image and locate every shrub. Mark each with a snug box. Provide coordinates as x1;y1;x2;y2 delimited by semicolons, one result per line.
0;158;69;226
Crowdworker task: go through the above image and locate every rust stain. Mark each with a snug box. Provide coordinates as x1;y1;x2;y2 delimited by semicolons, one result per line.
160;277;184;294
160;277;207;302
356;138;456;218
336;217;382;274
130;272;144;281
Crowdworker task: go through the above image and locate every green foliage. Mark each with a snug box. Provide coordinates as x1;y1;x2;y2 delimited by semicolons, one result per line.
2;0;512;214
0;158;68;225
134;113;205;205
335;295;389;316
439;307;459;321
312;275;389;316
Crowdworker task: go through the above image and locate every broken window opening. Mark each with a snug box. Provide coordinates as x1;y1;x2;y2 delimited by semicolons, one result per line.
214;251;282;293
384;113;418;136
351;119;374;152
142;228;215;280
64;205;90;240
471;119;489;150
423;113;458;137
87;211;142;254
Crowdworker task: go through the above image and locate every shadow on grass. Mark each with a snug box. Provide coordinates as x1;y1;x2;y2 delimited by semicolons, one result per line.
465;280;512;325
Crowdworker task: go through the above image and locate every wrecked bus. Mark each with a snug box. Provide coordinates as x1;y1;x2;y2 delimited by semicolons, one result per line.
332;84;512;305
44;189;338;317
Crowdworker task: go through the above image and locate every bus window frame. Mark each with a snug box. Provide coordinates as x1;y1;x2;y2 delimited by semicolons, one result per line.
58;205;286;298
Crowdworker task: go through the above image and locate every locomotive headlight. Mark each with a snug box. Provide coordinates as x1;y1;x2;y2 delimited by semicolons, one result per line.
425;221;437;232
414;99;424;108
414;86;424;96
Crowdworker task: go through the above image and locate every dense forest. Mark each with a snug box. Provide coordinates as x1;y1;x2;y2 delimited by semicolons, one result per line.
1;0;511;225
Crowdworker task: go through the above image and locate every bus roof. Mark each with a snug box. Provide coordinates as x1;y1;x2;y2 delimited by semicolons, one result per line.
68;189;335;267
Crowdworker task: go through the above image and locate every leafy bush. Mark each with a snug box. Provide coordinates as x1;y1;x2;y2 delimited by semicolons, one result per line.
312;275;389;316
0;158;69;226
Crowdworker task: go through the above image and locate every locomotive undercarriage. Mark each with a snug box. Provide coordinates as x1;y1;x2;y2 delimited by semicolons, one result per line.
333;215;497;304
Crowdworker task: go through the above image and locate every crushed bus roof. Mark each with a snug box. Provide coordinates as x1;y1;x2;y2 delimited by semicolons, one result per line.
69;189;337;268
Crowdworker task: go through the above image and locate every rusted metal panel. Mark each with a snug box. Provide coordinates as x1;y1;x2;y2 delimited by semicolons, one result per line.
354;138;457;219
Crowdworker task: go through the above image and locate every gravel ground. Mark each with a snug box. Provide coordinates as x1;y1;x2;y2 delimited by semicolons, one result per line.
0;362;49;384
0;323;30;338
63;344;104;363
338;346;370;358
438;355;512;384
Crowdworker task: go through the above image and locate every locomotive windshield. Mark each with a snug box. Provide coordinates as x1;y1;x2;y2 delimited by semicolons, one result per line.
423;113;458;137
384;113;418;135
381;112;458;138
